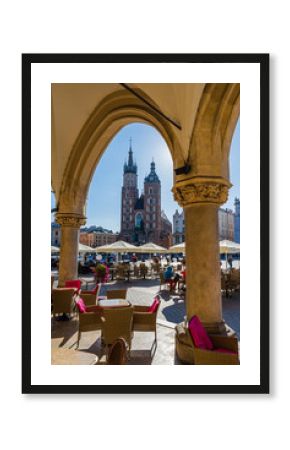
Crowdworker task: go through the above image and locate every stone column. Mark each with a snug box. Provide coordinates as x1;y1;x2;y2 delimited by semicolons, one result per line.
56;213;86;287
172;176;231;334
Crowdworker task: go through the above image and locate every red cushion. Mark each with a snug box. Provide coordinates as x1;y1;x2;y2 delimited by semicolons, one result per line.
75;297;87;313
188;315;214;350
148;297;160;313
215;347;237;355
65;279;82;291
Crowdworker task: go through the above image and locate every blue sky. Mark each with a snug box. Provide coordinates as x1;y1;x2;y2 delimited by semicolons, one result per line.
52;120;239;231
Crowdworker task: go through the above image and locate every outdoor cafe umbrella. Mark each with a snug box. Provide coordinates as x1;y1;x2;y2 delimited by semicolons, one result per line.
78;243;97;253
94;240;139;253
169;242;186;254
51;245;60;253
219;240;240;269
219;240;240;254
168;240;240;256
134;242;168;254
94;240;139;262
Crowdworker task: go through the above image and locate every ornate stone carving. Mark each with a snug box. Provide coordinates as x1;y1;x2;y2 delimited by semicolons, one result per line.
56;213;86;228
172;177;231;207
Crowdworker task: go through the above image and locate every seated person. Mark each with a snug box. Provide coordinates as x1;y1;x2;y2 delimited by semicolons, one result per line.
164;266;174;280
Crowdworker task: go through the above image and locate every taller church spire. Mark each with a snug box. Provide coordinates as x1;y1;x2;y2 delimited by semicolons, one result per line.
124;138;137;174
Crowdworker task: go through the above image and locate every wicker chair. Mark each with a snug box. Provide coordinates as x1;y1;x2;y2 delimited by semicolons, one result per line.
80;284;102;306
227;269;240;294
175;318;239;365
107;338;128;365
106;289;127;299
101;306;134;359
116;266;126;280
159;272;172;290
133;296;161;348
133;264;141;278
139;263;148;279
77;306;103;348
221;271;229;296
52;288;77;319
80;293;97;307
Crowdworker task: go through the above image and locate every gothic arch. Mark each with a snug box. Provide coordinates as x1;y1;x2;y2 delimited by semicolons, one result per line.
57;89;180;216
184;83;240;181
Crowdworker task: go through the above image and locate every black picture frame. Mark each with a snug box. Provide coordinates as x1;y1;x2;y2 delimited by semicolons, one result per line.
22;53;269;394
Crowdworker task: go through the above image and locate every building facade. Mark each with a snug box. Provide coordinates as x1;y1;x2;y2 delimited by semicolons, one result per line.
172;209;185;244
218;207;235;241
173;206;237;243
80;226;119;248
51;222;61;246
120;143;172;246
234;197;240;243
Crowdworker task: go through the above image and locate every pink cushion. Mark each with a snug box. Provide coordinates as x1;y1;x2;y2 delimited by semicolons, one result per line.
188;315;214;350
65;279;82;291
75;297;87;313
148;297;160;313
215;347;237;355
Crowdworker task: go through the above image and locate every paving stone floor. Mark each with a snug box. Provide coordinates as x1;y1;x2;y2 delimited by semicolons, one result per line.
51;275;240;365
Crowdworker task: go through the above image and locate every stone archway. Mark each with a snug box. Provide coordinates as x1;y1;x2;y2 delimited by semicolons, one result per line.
52;83;240;334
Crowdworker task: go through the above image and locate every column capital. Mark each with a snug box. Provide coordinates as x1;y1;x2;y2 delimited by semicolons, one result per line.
172;176;232;208
55;213;86;228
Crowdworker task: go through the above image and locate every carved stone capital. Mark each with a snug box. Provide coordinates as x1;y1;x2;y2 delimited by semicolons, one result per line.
56;213;86;228
172;177;231;207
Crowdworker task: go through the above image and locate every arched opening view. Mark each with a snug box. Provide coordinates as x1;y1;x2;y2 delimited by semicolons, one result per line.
51;83;240;366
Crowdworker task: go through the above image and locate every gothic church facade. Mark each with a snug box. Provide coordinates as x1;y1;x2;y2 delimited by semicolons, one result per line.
120;143;172;247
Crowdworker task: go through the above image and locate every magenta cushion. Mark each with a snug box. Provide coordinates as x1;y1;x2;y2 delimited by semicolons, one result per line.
65;279;82;291
75;297;87;313
148;297;160;313
188;315;214;350
215;347;237;355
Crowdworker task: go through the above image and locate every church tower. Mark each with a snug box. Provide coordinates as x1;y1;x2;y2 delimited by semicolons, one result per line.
120;140;138;243
143;159;162;244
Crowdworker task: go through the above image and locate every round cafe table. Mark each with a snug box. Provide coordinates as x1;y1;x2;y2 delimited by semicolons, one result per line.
98;299;131;308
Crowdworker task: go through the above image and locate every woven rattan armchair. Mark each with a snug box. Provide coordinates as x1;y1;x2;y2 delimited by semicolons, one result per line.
133;296;161;348
227;269;240;294
52;288;77;319
106;289;127;299
159;272;172;290
77;307;103;348
133;264;140;278
80;284;102;306
116;266;126;280
107;338;128;365
175;321;239;365
139;263;148;279
101;306;133;359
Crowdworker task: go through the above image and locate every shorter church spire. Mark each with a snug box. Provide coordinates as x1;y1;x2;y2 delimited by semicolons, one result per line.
144;158;160;183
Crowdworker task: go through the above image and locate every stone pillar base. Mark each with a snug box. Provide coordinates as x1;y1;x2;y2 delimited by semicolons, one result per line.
202;320;227;335
202;320;237;337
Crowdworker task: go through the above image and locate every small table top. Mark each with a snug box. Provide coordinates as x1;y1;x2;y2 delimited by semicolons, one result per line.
98;299;130;308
